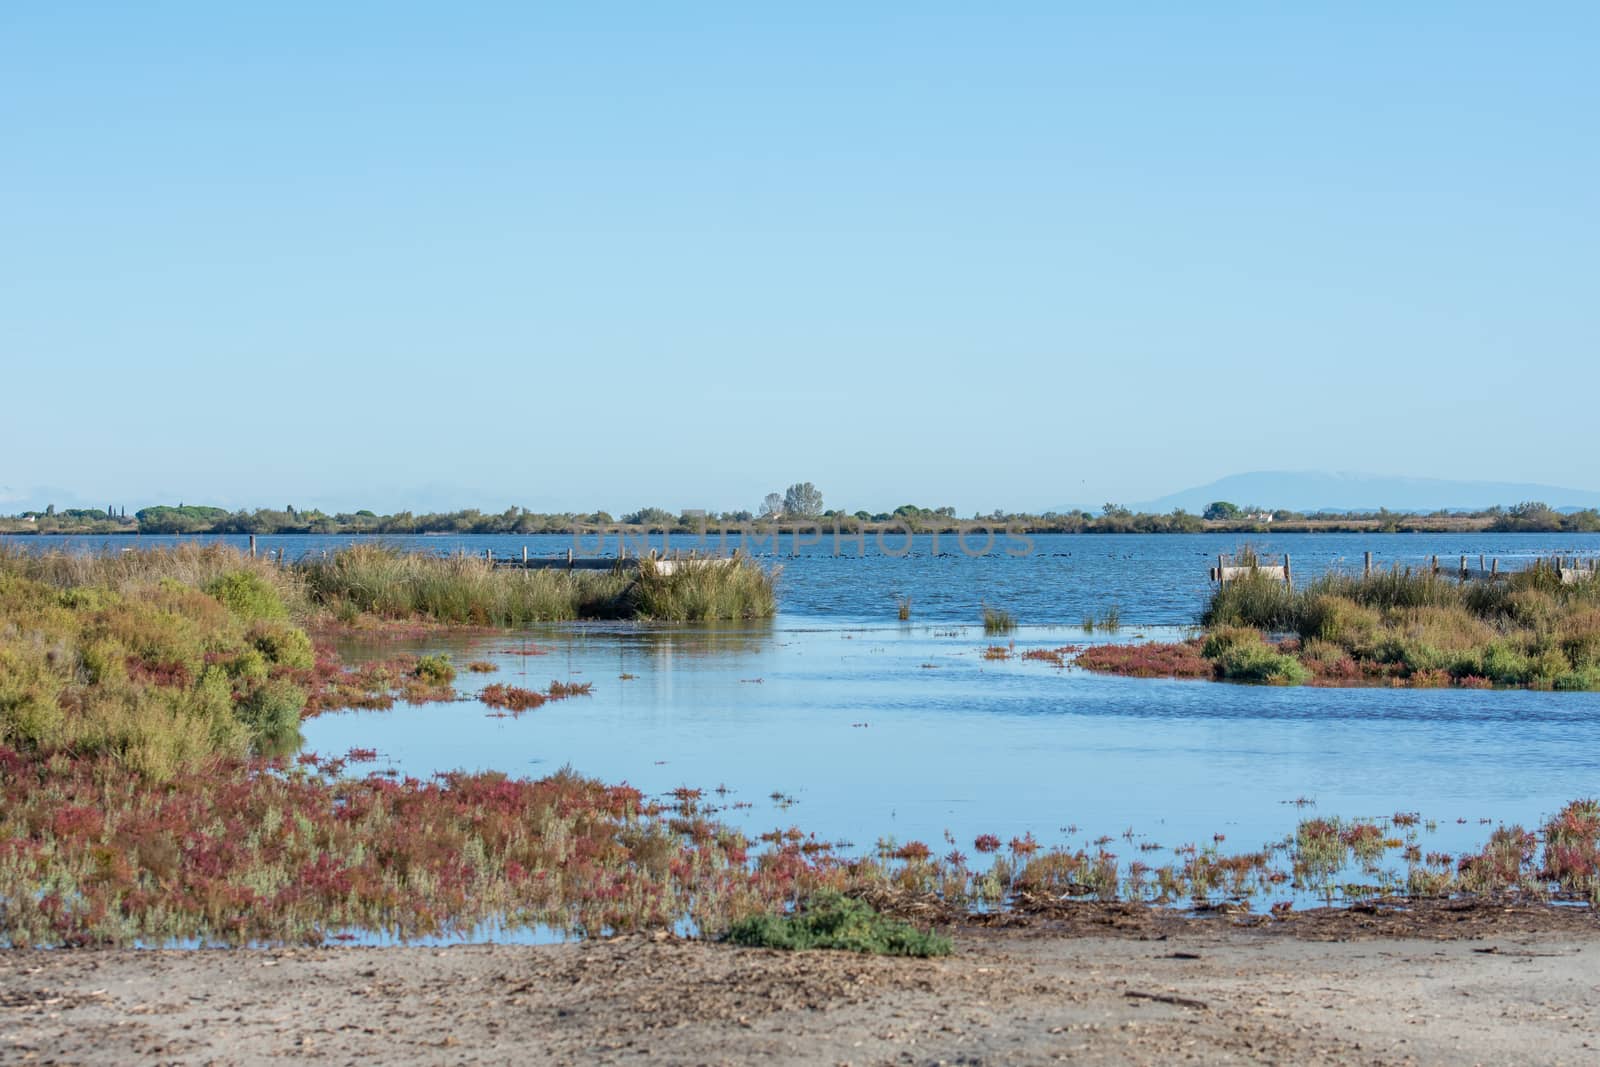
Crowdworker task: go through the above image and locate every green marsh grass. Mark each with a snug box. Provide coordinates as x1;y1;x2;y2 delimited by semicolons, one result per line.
302;545;775;624
982;606;1017;634
725;891;951;957
631;556;777;621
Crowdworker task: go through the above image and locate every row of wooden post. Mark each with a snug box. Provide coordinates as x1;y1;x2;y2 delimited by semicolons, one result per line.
1217;549;1588;587
246;536;287;565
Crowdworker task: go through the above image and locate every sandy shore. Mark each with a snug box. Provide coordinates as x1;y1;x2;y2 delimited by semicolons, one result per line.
5;911;1598;1065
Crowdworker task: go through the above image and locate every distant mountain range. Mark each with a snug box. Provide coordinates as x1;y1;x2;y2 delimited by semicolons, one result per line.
1130;472;1600;515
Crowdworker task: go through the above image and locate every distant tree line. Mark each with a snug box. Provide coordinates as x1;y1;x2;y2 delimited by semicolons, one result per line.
4;492;1598;536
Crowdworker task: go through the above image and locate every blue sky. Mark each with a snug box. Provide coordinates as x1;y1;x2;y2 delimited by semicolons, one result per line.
3;3;1596;515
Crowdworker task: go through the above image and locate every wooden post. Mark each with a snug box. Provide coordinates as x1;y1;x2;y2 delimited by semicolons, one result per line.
1460;555;1467;579
1284;553;1292;591
1479;554;1486;573
1364;551;1372;577
566;547;574;568
487;548;493;563
1492;558;1499;575
1431;554;1438;575
1218;553;1226;586
249;535;257;558
522;545;528;564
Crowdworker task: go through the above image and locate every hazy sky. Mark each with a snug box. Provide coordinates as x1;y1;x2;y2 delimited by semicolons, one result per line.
3;3;1596;515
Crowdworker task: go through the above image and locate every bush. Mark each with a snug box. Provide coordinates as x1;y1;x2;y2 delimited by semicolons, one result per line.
204;570;288;621
413;654;456;684
1201;626;1261;660
725;892;951;957
236;679;307;745
1477;640;1533;685
248;621;315;669
1202;628;1309;685
0;562;316;776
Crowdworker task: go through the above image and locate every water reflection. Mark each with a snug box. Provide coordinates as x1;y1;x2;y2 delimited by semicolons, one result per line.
303;618;1600;881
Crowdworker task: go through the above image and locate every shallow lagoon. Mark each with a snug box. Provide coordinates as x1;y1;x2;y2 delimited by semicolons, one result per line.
22;530;1600;924
303;617;1600;885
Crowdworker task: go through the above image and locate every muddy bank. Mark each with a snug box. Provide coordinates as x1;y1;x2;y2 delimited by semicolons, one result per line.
6;910;1597;1065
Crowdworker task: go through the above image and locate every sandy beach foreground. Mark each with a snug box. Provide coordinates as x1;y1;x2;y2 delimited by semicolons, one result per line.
5;908;1597;1066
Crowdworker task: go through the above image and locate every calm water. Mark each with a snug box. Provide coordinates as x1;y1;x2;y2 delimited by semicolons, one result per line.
302;617;1600;881
22;531;1600;897
19;530;1600;624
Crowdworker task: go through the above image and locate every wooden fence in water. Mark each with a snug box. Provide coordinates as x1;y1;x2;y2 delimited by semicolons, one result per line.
1210;549;1600;587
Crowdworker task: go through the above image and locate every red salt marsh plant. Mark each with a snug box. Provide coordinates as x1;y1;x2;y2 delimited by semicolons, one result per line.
1542;799;1600;896
1457;826;1539;893
0;749;824;947
1020;646;1079;667
296;650;460;716
479;684;546;712
1075;640;1213;679
9;739;1600;947
479;680;593;714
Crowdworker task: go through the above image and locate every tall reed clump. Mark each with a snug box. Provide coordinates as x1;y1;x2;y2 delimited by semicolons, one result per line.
1201;571;1300;631
631;557;778;621
298;544;633;624
982;605;1017;634
299;545;775;624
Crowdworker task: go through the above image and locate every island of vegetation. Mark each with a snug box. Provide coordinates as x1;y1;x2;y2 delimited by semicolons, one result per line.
1078;552;1600;690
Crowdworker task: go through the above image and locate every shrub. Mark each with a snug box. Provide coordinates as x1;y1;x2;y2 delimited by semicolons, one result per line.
248;621;315;669
724;892;951;957
1202;628;1309;685
204;570;288;621
236;679;307;746
1201;626;1261;660
1478;640;1534;685
413;654;456;685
